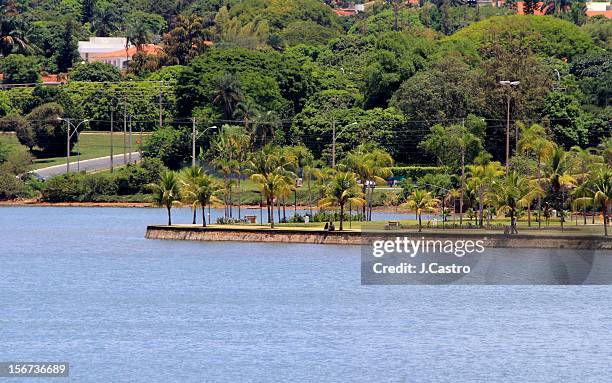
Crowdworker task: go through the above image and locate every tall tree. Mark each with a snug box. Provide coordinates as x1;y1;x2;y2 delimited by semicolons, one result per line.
0;0;30;56
401;189;439;232
56;21;79;73
162;14;209;65
149;171;182;226
591;168;612;236
212;73;243;120
518;123;556;228
319;171;365;231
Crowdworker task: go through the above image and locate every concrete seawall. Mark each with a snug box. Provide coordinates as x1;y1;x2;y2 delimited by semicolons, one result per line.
145;225;612;250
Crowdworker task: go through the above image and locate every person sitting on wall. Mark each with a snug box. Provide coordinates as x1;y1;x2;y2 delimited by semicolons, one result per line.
329;222;335;231
324;222;329;231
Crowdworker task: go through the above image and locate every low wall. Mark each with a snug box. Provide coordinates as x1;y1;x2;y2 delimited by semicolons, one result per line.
145;226;612;250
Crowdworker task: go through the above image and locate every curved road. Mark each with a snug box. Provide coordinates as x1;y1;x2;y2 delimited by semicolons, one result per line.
34;152;141;179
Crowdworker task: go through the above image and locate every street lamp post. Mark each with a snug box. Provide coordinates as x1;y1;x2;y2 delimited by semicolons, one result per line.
499;80;520;175
192;118;217;167
57;117;89;173
332;121;358;169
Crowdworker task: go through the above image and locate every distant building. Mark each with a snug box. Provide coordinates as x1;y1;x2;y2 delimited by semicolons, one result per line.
77;37;165;70
78;37;128;64
586;1;612;18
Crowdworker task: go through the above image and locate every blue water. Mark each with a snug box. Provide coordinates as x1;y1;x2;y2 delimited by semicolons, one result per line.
1;206;611;382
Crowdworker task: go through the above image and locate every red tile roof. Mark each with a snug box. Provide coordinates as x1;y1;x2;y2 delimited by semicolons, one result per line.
89;44;163;59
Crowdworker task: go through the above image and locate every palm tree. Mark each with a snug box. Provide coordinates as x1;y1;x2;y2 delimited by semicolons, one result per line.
246;147;294;228
149;171;182;226
454;127;480;227
591;168;612;236
540;0;573;14
252;110;281;148
190;173;222;227
401;189;439;232
468;153;503;228
343;146;393;221
570;146;603;224
518;123;555;228
233;100;260;133
490;172;533;234
544;147;576;230
180;166;204;224
597;137;612;167
212;73;243;120
319;172;365;231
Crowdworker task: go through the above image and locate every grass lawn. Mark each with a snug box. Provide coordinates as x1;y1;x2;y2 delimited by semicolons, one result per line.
168;215;608;237
0;132;150;170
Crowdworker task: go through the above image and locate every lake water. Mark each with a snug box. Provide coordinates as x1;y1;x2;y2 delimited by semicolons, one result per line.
1;206;611;382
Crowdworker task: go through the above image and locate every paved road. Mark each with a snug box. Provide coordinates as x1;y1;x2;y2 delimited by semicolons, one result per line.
34;152;141;179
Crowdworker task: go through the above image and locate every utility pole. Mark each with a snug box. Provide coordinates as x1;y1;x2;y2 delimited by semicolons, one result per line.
123;102;127;164
500;80;520;175
159;80;163;128
128;115;132;164
332;120;336;169
66;120;70;173
192;118;197;168
59;118;88;173
192;121;217;168
110;110;114;173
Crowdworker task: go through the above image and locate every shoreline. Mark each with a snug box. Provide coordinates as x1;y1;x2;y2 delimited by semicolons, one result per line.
0;200;409;212
145;225;612;250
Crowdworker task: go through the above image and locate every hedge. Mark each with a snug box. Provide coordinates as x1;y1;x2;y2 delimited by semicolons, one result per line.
390;166;445;180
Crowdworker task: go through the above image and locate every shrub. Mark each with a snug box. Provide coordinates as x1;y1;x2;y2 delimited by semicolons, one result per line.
390;166;445;180
0;55;41;84
69;62;121;82
41;173;90;202
311;211;363;222
0;171;25;200
113;158;167;195
85;173;118;197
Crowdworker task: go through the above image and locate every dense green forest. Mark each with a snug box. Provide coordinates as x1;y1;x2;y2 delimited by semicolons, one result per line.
0;0;610;167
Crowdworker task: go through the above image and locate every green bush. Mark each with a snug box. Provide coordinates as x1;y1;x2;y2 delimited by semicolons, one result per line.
0;171;26;200
113;158;166;195
391;166;445;180
40;173;90;202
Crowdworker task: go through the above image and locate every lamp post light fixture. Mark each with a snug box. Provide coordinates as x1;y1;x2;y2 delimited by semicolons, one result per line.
57;117;89;172
332;121;358;169
499;80;520;175
192;118;217;168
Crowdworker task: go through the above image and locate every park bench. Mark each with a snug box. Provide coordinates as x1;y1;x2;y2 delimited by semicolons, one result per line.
385;221;402;230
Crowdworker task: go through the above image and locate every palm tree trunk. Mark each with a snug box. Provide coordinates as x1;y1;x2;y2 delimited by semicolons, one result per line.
583;200;587;225
460;151;465;227
418;211;422;232
267;197;272;224
478;191;484;228
362;184;367;219
277;198;281;223
270;196;275;229
282;197;286;222
192;206;197;225
527;205;531;227
339;203;344;231
537;160;542;229
202;205;207;227
229;183;233;218
308;175;313;216
167;205;172;226
604;201;608;236
238;174;241;220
